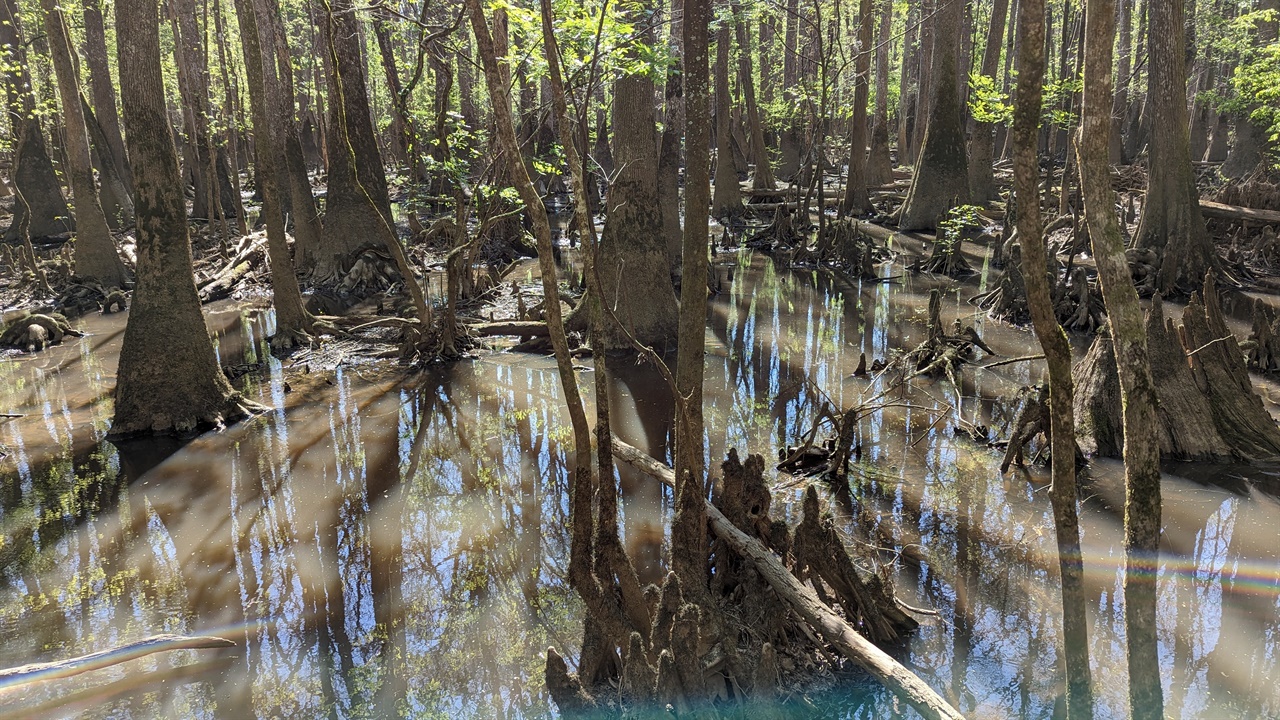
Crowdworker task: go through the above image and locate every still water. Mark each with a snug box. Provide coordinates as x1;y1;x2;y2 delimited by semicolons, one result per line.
1;251;1279;718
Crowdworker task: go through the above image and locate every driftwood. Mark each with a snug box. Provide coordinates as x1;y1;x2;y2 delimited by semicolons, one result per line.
1199;199;1280;226
198;231;268;302
0;634;235;690
611;438;966;720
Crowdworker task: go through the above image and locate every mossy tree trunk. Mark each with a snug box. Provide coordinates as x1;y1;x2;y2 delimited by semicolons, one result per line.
111;0;253;437
1078;0;1163;717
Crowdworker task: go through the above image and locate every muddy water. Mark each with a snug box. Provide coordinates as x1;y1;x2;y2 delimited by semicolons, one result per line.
2;252;1279;718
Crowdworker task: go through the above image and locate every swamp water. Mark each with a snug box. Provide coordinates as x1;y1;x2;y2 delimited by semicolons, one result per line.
1;251;1280;718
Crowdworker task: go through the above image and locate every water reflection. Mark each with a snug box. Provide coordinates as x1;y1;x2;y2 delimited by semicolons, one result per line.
1;254;1279;718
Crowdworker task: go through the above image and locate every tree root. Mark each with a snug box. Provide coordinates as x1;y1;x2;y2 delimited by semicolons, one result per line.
0;312;81;353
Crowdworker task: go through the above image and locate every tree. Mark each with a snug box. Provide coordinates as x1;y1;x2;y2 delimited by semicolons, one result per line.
968;0;1011;201
315;0;394;280
111;0;256;436
897;0;970;230
232;0;316;347
0;0;73;242
674;0;712;600
1132;0;1215;296
711;22;743;218
587;0;680;351
839;0;874;216
41;0;130;286
731;2;774;190
1077;0;1164;717
81;0;132;190
1012;0;1091;716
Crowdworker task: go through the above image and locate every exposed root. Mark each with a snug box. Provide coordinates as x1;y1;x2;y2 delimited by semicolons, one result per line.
0;312;81;353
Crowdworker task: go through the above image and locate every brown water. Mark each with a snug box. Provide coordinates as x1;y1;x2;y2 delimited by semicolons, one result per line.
2;251;1280;719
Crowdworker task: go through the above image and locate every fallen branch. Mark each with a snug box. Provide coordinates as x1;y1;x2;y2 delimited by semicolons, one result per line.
0;634;235;690
611;438;965;720
1199;199;1280;226
469;320;551;337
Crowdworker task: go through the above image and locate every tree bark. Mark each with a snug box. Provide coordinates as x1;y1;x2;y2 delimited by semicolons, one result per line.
1078;0;1164;717
587;0;680;351
41;0;129;286
898;0;969;230
112;0;254;437
732;4;774;190
1013;0;1092;716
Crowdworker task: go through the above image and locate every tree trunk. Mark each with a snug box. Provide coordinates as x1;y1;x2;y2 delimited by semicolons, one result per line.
233;0;315;346
711;24;742;218
1220;0;1278;178
589;0;679;351
968;0;1010;201
898;0;969;230
41;0;129;286
81;0;132;189
372;8;411;169
657;0;685;273
212;0;248;234
1014;1;1092;716
1132;0;1215;296
111;0;254;437
732;5;774;190
1077;0;1163;718
1111;0;1132;162
82;95;135;229
318;0;394;279
674;0;712;601
1;0;73;242
839;0;874;216
865;0;893;185
263;0;323;270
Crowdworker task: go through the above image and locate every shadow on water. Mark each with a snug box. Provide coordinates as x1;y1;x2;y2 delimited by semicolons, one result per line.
1;253;1280;718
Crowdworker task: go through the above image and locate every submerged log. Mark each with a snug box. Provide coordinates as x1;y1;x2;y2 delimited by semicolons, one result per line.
611;438;966;720
0;634;235;690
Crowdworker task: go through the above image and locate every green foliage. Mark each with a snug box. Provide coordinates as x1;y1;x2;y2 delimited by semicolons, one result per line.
938;204;984;245
968;73;1011;125
1041;74;1083;129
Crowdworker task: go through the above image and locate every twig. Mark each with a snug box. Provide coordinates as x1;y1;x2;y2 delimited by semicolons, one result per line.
978;354;1045;369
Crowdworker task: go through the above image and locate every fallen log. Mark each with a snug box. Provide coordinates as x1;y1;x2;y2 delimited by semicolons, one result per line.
0;633;235;690
470;320;551;337
611;437;965;720
1199;200;1280;226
